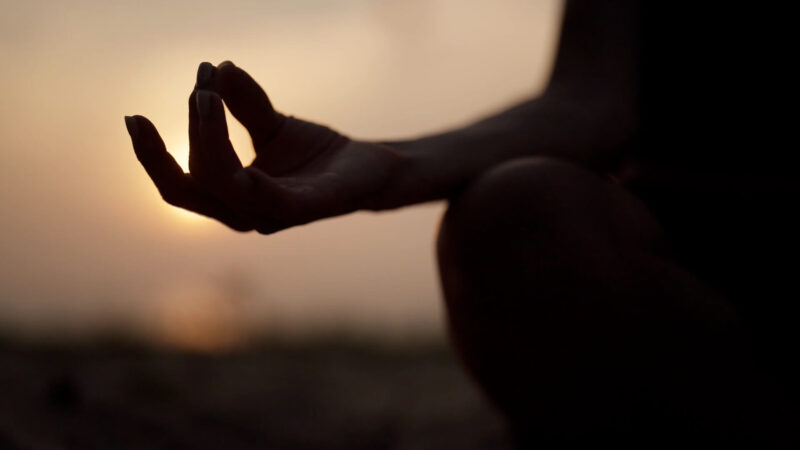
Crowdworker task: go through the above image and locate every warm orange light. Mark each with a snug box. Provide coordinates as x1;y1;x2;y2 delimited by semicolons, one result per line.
169;206;209;226
149;282;245;353
2;0;561;342
158;140;211;227
170;141;191;172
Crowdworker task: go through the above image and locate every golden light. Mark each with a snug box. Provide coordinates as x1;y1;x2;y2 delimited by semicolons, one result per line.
149;281;246;353
1;0;562;342
162;140;209;226
169;140;191;172
171;204;210;225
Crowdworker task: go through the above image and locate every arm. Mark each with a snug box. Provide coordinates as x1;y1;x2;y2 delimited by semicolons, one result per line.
126;0;642;232
372;0;642;208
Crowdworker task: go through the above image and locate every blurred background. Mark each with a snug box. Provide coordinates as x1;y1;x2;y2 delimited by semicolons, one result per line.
1;0;561;447
1;0;561;349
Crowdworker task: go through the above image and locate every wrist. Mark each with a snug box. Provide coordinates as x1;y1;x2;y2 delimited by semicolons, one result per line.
361;139;449;211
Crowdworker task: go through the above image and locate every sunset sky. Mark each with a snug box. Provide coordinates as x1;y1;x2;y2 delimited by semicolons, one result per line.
0;0;561;349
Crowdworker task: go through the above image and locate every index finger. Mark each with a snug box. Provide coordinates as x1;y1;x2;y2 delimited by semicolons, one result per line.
125;115;253;231
126;115;186;198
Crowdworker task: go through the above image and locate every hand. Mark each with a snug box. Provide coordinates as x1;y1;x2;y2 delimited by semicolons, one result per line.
125;61;406;234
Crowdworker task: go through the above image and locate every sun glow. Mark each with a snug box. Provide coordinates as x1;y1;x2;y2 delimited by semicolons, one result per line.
160;141;210;226
149;281;246;353
171;206;209;225
2;0;562;343
170;141;191;172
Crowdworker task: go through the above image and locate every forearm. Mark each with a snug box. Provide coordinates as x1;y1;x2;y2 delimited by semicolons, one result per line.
371;91;635;209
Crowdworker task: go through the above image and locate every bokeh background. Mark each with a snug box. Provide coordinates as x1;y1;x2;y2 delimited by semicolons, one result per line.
1;1;565;447
1;0;561;350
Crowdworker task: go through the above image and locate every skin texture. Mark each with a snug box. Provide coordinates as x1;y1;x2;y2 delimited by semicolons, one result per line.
125;0;799;445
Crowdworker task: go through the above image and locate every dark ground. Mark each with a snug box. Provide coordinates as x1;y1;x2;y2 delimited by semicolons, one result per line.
0;338;512;449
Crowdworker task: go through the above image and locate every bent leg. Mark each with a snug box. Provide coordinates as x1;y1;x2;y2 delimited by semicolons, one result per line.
437;157;797;446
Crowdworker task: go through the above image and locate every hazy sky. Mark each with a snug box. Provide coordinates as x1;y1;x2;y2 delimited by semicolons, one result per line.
0;0;562;349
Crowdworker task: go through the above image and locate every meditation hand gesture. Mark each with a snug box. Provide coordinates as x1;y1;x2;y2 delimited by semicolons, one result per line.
126;61;405;233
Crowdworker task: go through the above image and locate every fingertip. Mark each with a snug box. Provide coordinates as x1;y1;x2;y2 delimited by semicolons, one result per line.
214;63;281;145
215;61;248;87
127;115;162;152
196;61;216;89
130;114;155;129
215;61;243;91
127;115;172;171
130;115;162;142
215;61;238;87
124;116;138;140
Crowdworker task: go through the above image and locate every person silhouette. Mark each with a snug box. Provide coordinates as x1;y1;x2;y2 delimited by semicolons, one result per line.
125;0;798;446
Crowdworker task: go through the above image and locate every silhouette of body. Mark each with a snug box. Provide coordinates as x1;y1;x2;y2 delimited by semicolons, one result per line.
125;0;799;446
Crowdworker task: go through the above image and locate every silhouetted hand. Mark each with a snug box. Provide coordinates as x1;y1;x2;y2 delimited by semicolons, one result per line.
126;57;638;235
126;61;405;233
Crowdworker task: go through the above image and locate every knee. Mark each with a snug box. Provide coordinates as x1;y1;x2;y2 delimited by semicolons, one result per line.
437;155;662;279
435;157;639;430
439;156;577;256
436;157;555;322
435;156;608;371
444;156;581;225
437;156;609;279
435;155;664;373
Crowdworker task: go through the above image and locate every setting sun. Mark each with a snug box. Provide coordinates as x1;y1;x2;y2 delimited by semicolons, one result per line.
0;0;561;342
149;281;245;353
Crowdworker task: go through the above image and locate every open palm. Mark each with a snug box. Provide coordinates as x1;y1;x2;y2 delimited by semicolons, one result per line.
126;61;405;233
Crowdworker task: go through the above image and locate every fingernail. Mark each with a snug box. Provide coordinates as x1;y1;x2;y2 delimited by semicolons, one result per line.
124;116;138;140
196;90;213;119
233;169;254;191
196;62;215;88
